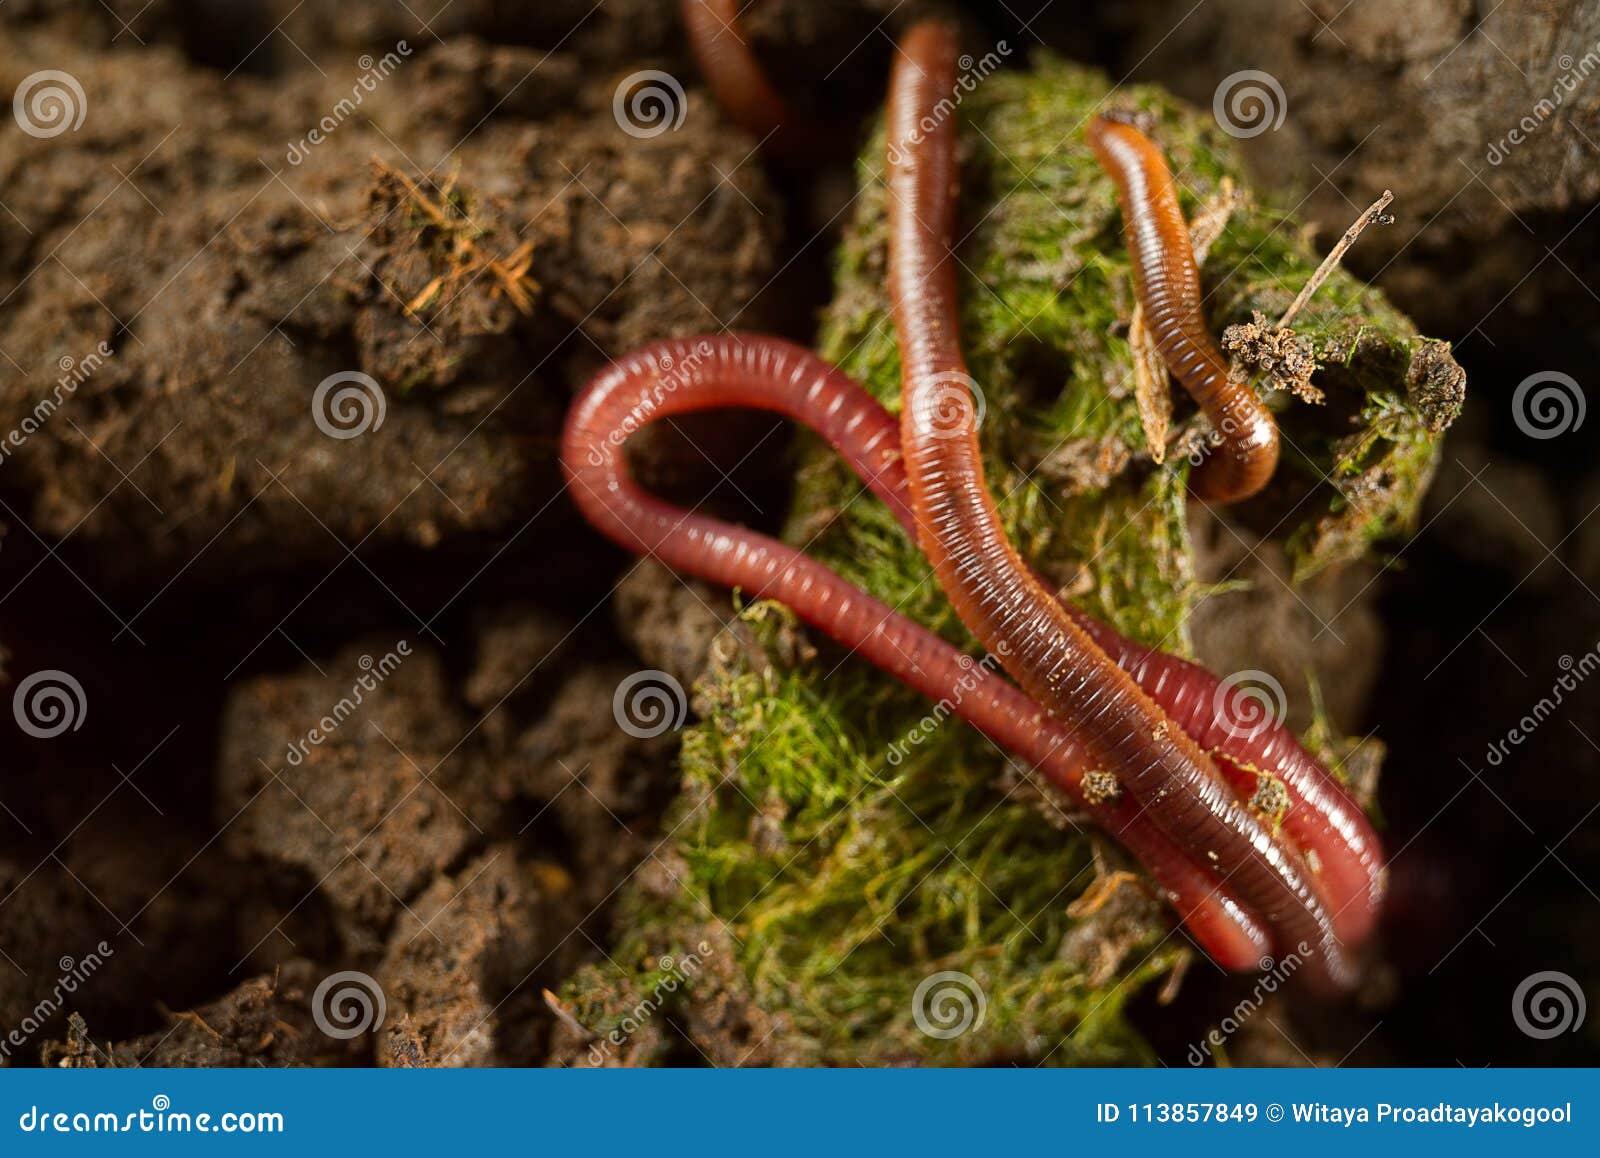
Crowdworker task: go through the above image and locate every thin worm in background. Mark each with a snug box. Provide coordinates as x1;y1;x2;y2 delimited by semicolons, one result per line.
1086;112;1281;504
887;21;1350;989
682;0;825;159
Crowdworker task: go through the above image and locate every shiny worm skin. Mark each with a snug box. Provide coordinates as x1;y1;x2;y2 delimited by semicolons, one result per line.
1086;112;1281;504
561;333;1273;967
563;333;1383;953
888;21;1351;989
681;0;824;160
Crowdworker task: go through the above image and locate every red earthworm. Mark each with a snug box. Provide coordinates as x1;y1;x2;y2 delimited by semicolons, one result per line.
1067;619;1384;944
1086;113;1281;505
888;22;1349;988
561;333;1271;968
681;0;824;159
564;332;1381;945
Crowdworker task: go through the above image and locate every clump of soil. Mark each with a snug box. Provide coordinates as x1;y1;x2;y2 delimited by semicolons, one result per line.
45;963;363;1068
0;23;779;584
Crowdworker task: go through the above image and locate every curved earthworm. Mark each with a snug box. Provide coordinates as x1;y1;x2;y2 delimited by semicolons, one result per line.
888;22;1349;988
561;333;1271;967
1086;113;1280;504
681;0;825;159
564;333;1381;946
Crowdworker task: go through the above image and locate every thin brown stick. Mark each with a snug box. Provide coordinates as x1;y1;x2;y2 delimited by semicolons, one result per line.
1276;190;1395;329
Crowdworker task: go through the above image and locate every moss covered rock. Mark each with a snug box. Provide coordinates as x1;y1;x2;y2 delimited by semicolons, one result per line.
560;55;1462;1066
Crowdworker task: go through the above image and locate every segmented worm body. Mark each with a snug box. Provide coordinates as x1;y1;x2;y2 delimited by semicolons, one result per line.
888;23;1348;988
1086;114;1280;504
1073;622;1383;945
682;0;823;159
562;334;1271;967
563;334;1383;949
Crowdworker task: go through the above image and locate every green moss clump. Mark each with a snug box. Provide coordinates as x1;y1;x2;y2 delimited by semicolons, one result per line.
560;55;1460;1065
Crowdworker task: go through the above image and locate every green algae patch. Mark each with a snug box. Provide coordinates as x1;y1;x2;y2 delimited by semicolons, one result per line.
559;56;1460;1065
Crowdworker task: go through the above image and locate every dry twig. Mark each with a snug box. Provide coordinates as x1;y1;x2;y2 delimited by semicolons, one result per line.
372;159;541;320
1277;189;1395;329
